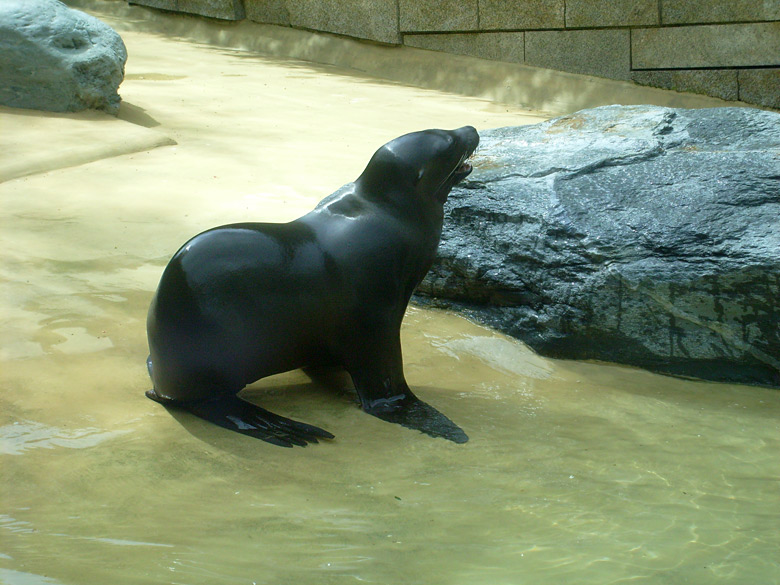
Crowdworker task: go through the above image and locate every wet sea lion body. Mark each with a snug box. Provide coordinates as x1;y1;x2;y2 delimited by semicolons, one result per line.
146;126;479;447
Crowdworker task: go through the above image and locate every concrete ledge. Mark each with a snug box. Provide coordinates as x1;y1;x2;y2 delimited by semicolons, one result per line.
244;0;289;26
739;69;780;109
399;0;478;33
662;0;780;25
127;0;172;11
0;105;176;182
633;23;780;69
404;32;524;64
526;29;631;81
129;0;245;20
480;0;564;31
180;0;244;19
632;69;739;102
566;0;658;28
247;0;400;44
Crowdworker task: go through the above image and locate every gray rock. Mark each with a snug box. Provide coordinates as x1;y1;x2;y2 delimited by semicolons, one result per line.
0;0;127;114
418;105;780;387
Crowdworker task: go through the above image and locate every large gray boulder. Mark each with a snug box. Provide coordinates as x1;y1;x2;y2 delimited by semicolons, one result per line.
0;0;127;114
418;105;780;387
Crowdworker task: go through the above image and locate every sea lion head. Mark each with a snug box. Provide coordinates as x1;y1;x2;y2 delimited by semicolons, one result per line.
356;126;480;209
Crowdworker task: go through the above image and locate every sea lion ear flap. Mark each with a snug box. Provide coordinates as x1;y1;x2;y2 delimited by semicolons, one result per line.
416;167;425;185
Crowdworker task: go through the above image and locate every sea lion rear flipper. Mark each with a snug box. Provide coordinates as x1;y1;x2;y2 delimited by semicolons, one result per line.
165;394;334;448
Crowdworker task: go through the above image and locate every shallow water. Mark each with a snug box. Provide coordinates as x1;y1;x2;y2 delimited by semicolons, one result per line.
2;11;779;585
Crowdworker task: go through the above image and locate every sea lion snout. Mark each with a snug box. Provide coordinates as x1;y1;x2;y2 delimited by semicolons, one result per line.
452;126;480;180
433;126;479;202
453;125;480;153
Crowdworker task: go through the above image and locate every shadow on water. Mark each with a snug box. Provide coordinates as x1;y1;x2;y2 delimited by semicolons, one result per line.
155;370;469;451
158;379;357;451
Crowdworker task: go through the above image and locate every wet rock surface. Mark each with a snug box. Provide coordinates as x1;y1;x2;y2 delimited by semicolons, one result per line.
418;105;780;387
0;0;127;114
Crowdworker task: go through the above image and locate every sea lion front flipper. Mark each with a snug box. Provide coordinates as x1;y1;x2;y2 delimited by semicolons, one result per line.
346;329;468;444
364;393;469;444
149;392;335;447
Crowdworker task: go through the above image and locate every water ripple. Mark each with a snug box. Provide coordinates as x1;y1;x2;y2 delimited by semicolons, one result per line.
0;421;131;455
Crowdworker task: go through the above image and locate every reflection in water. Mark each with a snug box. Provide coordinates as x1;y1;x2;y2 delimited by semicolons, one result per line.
0;568;66;585
0;421;130;456
1;9;779;585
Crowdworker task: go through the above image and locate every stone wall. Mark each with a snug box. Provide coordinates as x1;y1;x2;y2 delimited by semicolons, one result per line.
126;0;779;109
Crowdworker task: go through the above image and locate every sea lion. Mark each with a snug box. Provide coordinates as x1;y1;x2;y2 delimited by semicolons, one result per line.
146;126;479;447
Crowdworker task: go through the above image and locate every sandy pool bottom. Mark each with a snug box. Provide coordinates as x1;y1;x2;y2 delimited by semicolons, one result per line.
1;15;779;585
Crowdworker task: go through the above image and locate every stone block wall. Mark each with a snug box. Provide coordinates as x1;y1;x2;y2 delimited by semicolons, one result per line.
129;0;245;20
245;0;400;44
126;0;779;109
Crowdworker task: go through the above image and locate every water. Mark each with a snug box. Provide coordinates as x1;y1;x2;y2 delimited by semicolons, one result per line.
1;10;779;585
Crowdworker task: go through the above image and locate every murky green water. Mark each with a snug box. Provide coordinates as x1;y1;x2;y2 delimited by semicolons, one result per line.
3;309;779;585
2;7;779;585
